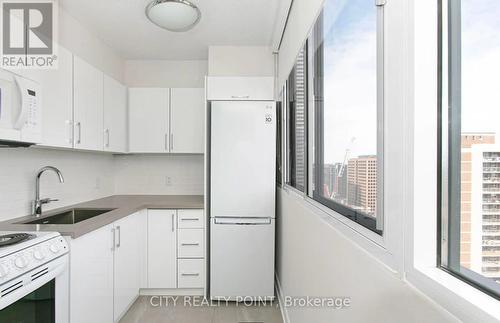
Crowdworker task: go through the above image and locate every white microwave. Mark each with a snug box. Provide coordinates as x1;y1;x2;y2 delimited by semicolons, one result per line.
0;69;42;145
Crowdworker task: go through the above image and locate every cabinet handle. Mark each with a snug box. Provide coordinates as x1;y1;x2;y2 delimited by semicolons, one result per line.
181;243;200;246
181;273;200;277
171;213;175;232
111;228;115;251
170;133;173;151
104;129;110;148
76;122;81;144
181;218;199;221
231;95;250;99
165;133;169;151
116;225;121;248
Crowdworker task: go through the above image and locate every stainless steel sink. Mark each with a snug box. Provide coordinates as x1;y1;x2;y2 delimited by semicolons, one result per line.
20;208;115;225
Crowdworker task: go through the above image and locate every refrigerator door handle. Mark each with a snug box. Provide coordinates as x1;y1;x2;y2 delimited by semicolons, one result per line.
214;217;272;225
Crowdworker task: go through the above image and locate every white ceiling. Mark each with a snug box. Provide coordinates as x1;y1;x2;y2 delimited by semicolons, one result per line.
60;0;282;60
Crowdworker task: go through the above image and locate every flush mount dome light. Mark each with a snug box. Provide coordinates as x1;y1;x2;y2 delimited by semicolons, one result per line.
146;0;201;32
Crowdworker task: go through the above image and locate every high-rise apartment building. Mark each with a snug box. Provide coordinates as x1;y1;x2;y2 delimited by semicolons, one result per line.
347;155;377;216
468;139;500;282
460;133;495;270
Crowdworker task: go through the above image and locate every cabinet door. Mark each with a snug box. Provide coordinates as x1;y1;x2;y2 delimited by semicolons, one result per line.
113;212;142;322
170;88;204;153
17;46;73;148
128;88;169;153
103;75;127;152
69;224;114;323
73;55;104;150
147;209;177;288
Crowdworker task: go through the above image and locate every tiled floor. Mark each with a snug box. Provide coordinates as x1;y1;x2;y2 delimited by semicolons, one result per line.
119;296;284;323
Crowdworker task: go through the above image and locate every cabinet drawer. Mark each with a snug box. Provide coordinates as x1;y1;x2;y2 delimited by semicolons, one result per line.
177;210;204;229
178;229;204;258
178;259;205;288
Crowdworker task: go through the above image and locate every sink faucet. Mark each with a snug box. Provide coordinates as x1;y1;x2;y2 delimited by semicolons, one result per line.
32;166;64;216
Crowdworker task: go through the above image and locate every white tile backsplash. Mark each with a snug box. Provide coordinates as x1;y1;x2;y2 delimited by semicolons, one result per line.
0;148;115;221
113;154;204;195
0;148;204;222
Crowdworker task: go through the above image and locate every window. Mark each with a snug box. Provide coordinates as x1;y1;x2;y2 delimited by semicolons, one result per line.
310;0;384;233
286;46;308;192
440;0;500;298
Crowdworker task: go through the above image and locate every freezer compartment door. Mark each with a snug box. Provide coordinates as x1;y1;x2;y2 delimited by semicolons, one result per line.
210;101;276;218
210;218;275;300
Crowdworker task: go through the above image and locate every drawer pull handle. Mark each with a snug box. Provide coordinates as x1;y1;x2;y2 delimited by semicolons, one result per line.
181;243;200;246
181;273;200;276
181;218;199;221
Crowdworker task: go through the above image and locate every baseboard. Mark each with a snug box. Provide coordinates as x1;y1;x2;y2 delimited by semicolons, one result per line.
140;288;205;296
275;273;291;323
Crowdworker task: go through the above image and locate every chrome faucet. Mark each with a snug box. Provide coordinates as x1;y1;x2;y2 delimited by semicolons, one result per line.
32;166;64;216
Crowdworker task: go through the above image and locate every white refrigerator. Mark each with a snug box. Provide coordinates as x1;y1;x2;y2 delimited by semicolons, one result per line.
210;100;276;300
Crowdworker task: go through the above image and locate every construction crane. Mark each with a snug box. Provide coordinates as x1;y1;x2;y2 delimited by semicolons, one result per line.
337;137;356;178
326;137;356;200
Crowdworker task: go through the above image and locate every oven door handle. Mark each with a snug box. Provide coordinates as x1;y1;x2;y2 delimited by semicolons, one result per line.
0;255;68;311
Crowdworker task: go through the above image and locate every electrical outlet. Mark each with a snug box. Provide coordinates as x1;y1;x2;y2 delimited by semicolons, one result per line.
165;176;172;186
95;177;101;189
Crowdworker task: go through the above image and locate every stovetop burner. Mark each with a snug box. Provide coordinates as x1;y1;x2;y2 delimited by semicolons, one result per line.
0;233;36;247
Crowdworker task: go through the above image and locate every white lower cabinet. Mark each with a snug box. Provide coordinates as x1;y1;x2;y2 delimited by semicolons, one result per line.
69;208;204;323
68;211;145;323
147;209;177;288
69;224;114;323
147;209;206;291
113;211;143;322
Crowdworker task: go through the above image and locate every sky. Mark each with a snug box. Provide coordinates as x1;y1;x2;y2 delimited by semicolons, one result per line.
319;0;500;163
319;0;377;163
461;0;500;135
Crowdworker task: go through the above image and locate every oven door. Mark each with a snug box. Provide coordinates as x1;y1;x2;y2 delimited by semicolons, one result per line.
0;254;69;323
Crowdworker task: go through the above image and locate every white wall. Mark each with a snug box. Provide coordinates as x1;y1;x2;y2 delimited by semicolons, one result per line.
125;60;208;88
58;5;125;82
208;46;274;76
0;149;115;221
276;189;458;323
113;155;204;195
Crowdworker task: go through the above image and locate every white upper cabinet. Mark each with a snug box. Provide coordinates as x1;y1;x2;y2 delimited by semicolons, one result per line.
16;46;74;148
103;75;127;153
170;88;205;154
128;88;170;153
73;56;104;151
206;77;274;101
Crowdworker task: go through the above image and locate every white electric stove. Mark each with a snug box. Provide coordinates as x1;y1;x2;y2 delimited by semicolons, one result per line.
0;231;69;322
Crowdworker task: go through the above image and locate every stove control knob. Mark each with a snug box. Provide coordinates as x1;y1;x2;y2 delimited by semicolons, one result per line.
33;249;46;261
49;244;60;254
0;262;9;278
14;255;27;269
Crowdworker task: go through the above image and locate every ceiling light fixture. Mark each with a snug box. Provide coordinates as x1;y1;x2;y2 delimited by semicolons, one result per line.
146;0;201;32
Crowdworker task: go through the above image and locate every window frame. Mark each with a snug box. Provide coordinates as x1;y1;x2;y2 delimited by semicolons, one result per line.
438;0;500;300
309;2;386;235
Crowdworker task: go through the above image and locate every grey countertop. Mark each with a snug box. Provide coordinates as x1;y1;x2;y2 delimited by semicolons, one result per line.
0;195;204;239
